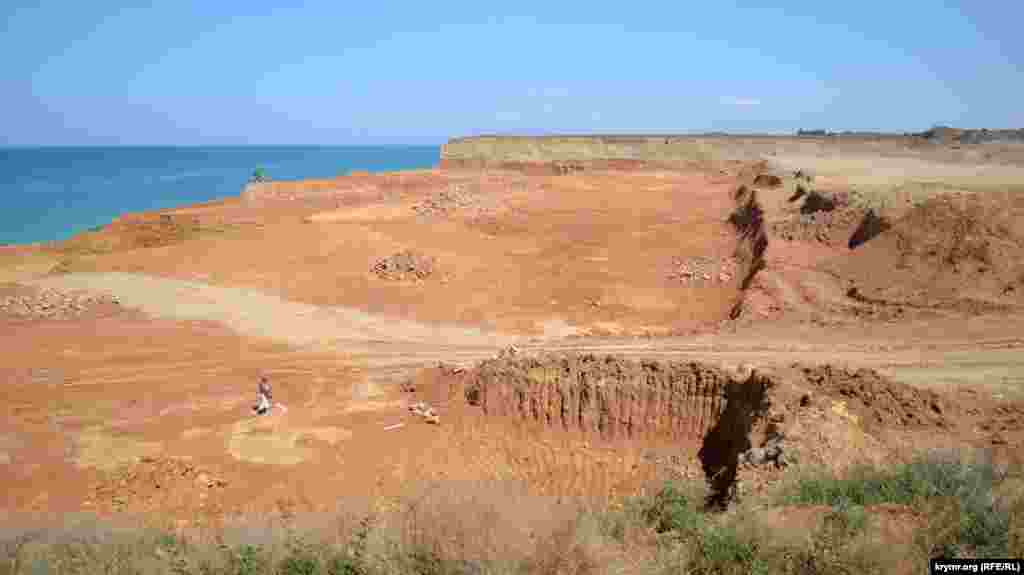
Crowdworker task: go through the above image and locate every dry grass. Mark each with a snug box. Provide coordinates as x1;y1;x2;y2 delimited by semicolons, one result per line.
3;449;1019;574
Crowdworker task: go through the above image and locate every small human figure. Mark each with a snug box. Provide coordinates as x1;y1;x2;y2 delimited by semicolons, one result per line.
254;374;273;415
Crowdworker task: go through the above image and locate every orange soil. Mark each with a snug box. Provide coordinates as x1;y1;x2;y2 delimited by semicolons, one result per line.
2;160;1023;527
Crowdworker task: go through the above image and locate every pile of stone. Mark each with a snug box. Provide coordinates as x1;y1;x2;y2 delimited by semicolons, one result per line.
411;184;478;218
496;345;520;359
87;456;228;514
0;288;119;320
668;256;737;285
409;401;440;425
739;434;788;469
372;250;437;281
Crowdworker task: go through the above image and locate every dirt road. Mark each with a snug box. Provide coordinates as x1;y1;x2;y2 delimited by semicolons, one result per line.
24;272;1024;397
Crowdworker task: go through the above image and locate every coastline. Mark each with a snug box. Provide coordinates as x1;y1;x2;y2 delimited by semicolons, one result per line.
0;146;440;247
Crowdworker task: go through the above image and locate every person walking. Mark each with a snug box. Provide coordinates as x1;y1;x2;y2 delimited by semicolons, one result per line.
254;374;273;415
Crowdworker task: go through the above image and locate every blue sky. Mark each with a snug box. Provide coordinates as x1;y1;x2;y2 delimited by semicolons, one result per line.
2;1;1021;145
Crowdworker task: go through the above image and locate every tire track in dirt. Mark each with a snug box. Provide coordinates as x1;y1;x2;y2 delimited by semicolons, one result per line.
22;273;1024;396
26;273;520;374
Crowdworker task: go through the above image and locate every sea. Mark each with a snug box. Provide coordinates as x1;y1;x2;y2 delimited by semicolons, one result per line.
0;146;440;246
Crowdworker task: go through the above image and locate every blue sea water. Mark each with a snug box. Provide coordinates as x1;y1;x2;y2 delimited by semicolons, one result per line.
0;146;440;246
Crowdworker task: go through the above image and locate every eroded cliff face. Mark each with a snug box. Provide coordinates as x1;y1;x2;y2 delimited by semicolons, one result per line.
464;354;773;505
440;136;727;172
468;354;749;441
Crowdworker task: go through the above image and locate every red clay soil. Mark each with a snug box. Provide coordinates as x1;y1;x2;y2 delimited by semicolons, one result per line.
795;364;952;432
50;168;744;337
827;192;1024;312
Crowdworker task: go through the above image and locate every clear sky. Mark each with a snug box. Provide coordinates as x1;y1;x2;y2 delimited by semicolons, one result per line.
2;1;1021;145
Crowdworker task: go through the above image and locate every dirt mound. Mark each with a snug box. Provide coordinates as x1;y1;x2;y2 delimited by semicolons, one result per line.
828;192;1024;310
87;456;229;517
106;213;204;249
890;194;1021;270
771;187;864;246
753;174;782;188
0;284;120;320
796;364;952;431
49;213;224;256
411;185;478;218
847;209;891;249
667;256;738;286
372;250;438;281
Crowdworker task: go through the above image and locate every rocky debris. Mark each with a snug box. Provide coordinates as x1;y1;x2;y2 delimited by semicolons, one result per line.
828;192;1024;312
553;162;584;176
792;169;814;182
753;174;782;188
773;188;863;245
800;189;849;215
0;287;120;320
668;256;738;285
797;364;952;431
848;209;892;249
411;184;478;218
88;456;228;515
409;401;440;424
194;472;229;489
729;185;769;297
978;404;1024;448
372;250;437;281
739;435;788;468
496;345;520;359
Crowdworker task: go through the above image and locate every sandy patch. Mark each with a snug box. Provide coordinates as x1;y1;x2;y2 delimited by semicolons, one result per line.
181;427;213;440
227;416;353;465
26;273;519;351
307;203;416;223
538;318;581;339
0;433;27;465
73;427;163;470
0;252;60;283
343;399;404;414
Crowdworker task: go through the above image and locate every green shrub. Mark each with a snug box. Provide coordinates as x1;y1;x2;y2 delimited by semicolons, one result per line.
280;549;321;575
226;544;266;575
821;498;868;537
327;553;367;575
690;523;768;575
782;451;1012;558
639;481;703;534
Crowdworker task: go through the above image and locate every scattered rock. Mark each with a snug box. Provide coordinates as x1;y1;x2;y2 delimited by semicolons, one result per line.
668;256;738;285
798;364;953;431
496;345;520;359
409;401;441;425
741;436;787;468
0;288;120;321
372;250;437;281
772;189;862;246
411;185;477;218
753;174;782;188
